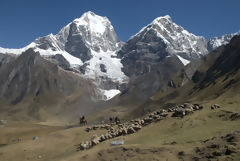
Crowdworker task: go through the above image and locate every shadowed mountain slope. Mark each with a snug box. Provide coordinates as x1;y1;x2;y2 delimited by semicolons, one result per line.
0;49;107;123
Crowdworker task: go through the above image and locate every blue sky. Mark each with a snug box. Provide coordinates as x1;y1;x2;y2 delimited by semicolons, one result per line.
0;0;239;48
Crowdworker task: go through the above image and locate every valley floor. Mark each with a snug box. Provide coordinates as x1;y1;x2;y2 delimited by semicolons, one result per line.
0;100;239;161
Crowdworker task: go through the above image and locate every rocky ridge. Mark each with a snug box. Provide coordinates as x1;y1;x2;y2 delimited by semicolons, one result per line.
207;30;240;51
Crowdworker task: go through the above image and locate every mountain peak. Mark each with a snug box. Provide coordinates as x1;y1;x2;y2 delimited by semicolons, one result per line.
72;11;111;35
154;15;172;22
84;11;96;16
207;30;240;51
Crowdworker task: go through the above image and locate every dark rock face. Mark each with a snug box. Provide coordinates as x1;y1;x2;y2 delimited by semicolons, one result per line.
0;49;106;122
121;56;183;98
34;35;59;51
168;80;176;88
79;63;89;74
64;23;92;62
0;49;60;105
0;53;15;69
118;28;168;77
0;49;100;107
47;54;70;70
100;64;107;73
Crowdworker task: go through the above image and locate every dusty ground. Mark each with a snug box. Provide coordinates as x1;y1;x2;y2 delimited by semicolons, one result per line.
0;101;239;161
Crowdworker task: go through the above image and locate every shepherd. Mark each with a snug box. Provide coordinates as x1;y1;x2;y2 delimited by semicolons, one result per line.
109;117;113;123
79;116;87;126
115;116;120;124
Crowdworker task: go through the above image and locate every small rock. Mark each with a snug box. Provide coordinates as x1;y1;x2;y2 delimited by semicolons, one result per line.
225;148;236;155
212;151;221;156
211;104;220;110
178;151;184;156
230;113;240;120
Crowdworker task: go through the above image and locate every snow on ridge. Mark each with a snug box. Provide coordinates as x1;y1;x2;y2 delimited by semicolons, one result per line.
101;89;121;100
177;55;190;66
0;42;83;67
208;30;240;50
34;48;83;66
0;42;36;55
84;49;127;82
128;14;208;60
128;15;172;40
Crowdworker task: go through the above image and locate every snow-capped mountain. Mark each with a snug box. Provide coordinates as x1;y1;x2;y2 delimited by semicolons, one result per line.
0;11;127;100
34;11;126;84
128;15;207;59
207;30;240;51
118;15;208;77
1;11;238;100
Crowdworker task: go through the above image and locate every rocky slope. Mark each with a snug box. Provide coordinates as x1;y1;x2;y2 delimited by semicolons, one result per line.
146;35;240;113
113;15;208;99
0;49;107;122
93;35;240;122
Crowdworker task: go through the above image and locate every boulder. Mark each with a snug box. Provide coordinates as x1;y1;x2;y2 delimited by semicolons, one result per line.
211;104;220;110
230;113;240;120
